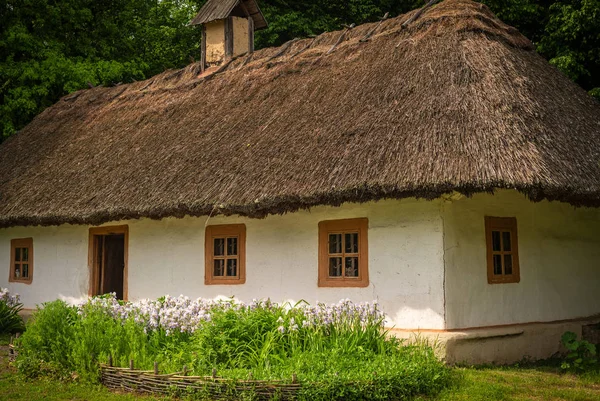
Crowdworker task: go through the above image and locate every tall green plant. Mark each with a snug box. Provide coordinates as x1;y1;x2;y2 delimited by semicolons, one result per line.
16;296;451;400
0;300;23;334
0;288;24;334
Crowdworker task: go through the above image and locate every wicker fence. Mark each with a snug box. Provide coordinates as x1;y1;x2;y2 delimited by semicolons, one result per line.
101;360;302;400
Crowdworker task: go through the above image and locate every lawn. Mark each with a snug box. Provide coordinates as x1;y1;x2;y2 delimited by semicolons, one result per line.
417;366;600;401
1;333;599;401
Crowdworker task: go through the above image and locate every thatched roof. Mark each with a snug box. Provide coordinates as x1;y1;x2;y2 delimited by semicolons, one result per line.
189;0;268;30
1;0;600;228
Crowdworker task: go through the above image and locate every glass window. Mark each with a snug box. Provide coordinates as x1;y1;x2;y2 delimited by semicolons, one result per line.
319;219;369;287
485;217;519;284
10;238;33;284
205;225;246;285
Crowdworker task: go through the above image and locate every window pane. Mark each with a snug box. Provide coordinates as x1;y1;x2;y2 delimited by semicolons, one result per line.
214;238;225;256
493;254;502;275
14;264;20;278
15;248;20;262
345;257;359;277
329;257;342;277
329;234;342;254
226;259;237;277
345;233;359;253
227;238;238;256
502;232;511;252
213;259;225;276
492;231;501;252
504;254;513;275
22;264;29;278
22;247;28;262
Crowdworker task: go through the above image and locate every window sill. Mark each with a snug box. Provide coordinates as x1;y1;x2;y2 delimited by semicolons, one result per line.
8;279;32;285
205;278;246;285
488;277;520;284
318;278;369;288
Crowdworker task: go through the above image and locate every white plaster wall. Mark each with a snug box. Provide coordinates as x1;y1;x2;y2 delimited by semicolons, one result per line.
0;225;89;307
443;190;600;329
0;199;446;329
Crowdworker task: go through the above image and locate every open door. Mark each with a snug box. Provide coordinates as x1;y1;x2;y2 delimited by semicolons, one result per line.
89;225;128;300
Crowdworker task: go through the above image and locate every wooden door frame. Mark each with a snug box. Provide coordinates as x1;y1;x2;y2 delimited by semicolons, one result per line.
88;225;129;301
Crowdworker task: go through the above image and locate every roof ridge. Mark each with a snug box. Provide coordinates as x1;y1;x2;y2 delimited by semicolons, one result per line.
61;0;532;105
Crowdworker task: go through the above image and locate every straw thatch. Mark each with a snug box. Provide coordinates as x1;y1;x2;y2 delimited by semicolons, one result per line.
1;0;599;228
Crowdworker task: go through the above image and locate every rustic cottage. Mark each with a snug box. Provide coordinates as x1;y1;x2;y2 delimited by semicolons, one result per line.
1;0;599;363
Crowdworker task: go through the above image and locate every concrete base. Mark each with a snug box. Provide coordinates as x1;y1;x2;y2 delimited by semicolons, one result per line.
389;315;600;365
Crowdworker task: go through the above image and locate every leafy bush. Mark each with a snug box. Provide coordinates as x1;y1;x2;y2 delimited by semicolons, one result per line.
16;295;451;400
0;288;24;334
560;331;598;372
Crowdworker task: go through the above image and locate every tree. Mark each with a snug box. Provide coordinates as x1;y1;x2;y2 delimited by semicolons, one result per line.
0;0;203;138
537;0;600;99
255;0;420;48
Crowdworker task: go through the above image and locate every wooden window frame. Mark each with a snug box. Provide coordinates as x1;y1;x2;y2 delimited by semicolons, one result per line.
9;238;33;284
205;224;246;285
485;217;520;284
88;225;129;300
318;218;369;288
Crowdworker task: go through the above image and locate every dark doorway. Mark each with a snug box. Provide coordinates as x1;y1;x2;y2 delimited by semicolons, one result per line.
89;226;128;300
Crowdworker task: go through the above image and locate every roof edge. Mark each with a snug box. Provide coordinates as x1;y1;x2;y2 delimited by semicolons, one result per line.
1;184;599;229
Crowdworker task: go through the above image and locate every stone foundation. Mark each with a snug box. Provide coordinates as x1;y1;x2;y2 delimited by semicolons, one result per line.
389;315;600;364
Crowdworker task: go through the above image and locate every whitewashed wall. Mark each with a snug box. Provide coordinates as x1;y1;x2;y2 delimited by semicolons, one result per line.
0;224;90;306
0;199;446;329
443;190;600;330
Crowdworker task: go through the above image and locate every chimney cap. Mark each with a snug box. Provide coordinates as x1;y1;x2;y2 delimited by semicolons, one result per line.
189;0;268;30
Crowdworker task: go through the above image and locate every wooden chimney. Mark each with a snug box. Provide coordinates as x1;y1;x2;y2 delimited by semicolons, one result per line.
189;0;268;69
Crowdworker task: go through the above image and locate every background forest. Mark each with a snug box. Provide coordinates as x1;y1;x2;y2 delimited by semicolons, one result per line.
0;0;599;140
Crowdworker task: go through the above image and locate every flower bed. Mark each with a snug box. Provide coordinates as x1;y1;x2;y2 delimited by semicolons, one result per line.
16;294;451;400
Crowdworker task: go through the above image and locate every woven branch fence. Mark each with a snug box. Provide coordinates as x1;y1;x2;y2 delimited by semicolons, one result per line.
101;360;301;400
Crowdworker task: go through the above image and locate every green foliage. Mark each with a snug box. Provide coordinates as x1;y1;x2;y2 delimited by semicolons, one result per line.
537;0;600;100
560;331;598;372
15;301;77;378
254;0;420;48
0;0;203;138
0;297;24;334
16;297;451;401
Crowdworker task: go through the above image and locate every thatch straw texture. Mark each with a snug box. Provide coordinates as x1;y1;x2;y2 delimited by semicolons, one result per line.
1;0;599;228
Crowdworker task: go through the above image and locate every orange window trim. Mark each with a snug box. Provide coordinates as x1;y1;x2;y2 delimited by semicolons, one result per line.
9;238;34;284
205;224;246;285
485;216;520;284
318;218;369;288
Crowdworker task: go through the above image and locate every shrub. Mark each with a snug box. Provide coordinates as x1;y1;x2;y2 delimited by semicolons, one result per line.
0;288;24;334
560;331;598;372
15;300;77;379
16;295;451;400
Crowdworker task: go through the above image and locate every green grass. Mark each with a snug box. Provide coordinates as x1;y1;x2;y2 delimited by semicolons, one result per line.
0;344;168;401
416;366;600;401
1;344;600;401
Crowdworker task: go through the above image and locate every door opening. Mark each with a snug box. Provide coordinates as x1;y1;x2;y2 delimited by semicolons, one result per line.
89;226;128;300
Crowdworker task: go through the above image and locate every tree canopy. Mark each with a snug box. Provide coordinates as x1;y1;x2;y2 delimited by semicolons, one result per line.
1;0;599;140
